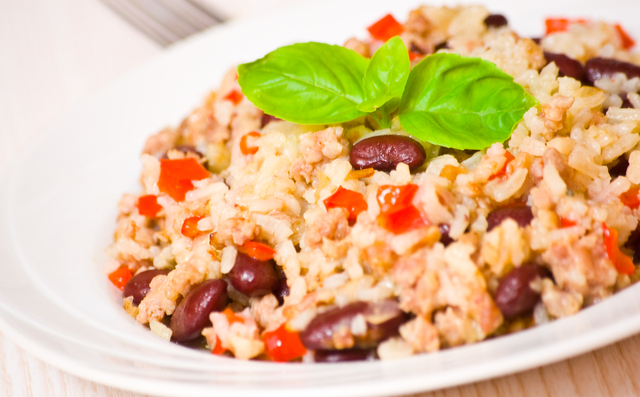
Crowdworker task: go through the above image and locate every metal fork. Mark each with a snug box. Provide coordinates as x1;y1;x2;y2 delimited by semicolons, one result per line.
98;0;225;46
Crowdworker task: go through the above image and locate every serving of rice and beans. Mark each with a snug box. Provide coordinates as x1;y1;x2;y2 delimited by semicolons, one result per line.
105;5;640;363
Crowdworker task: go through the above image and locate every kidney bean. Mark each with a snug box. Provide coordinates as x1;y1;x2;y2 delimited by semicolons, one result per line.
273;277;289;305
300;300;406;350
123;269;170;305
434;41;449;51
314;348;372;363
585;57;640;85
438;223;454;246
486;205;533;232
609;157;629;178
170;279;228;343
484;14;508;28
261;113;281;127
544;52;585;81
531;37;542;45
228;252;278;297
495;264;550;319
350;135;426;172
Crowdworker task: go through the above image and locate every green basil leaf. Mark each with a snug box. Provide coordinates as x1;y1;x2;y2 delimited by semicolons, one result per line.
238;42;370;124
356;37;410;113
399;53;538;150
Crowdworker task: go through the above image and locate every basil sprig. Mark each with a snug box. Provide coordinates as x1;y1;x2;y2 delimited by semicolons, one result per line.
238;38;537;150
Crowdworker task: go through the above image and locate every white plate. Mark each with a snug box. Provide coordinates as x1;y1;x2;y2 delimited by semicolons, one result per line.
1;0;640;396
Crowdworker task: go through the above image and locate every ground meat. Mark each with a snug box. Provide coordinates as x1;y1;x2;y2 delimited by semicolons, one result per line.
300;127;345;164
142;127;179;157
215;217;257;246
542;233;617;300
540;95;574;138
343;37;370;58
304;208;350;249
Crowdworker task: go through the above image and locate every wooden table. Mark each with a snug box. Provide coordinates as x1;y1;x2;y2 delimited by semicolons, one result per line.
2;0;640;395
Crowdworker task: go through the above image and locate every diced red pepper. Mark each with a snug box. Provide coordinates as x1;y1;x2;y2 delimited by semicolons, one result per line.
616;24;636;49
240;131;261;155
376;184;428;234
408;50;420;61
489;151;515;181
620;187;640;209
136;194;162;218
324;186;368;224
367;14;404;42
211;335;226;355
263;324;307;362
181;216;205;238
224;89;244;105
222;307;244;325
559;217;577;228
377;205;428;234
158;158;210;202
239;241;277;261
545;18;587;35
108;266;132;291
377;184;419;213
603;223;635;275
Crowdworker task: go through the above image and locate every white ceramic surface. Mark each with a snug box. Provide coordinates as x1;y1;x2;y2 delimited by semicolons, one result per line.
1;0;640;396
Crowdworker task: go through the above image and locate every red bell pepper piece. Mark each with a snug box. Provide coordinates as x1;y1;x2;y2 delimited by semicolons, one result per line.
367;14;404;42
376;184;428;234
615;24;635;49
158;158;209;202
224;89;244;105
240;131;261;155
108;266;132;291
181;216;205;238
324;186;368;224
559;217;577;228
620;188;640;209
263;324;307;362
136;194;162;218
211;335;226;355
602;223;635;275
545;18;587;35
238;241;277;261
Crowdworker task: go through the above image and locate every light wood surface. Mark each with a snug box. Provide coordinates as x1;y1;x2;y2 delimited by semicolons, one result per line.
1;0;639;396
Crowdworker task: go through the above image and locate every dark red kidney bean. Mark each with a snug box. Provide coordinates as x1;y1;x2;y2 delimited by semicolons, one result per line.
621;97;634;109
585;57;640;85
123;269;170;305
273;277;289;306
438;224;453;246
434;41;449;51
484;14;508;28
544;52;585;81
409;42;426;55
314;348;372;363
531;37;542;45
495;264;550;319
170;279;228;343
350;135;426;172
161;145;203;159
261;113;281;127
609;157;629;178
486;205;533;232
300;300;406;350
228;252;278;297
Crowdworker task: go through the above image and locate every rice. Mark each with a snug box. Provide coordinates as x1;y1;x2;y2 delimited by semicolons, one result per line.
105;5;640;362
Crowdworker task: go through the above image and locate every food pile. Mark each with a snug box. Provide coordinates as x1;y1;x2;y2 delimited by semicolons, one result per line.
106;5;640;362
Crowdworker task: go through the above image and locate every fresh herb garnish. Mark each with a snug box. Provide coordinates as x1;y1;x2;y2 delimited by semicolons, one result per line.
399;54;538;150
238;38;538;150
